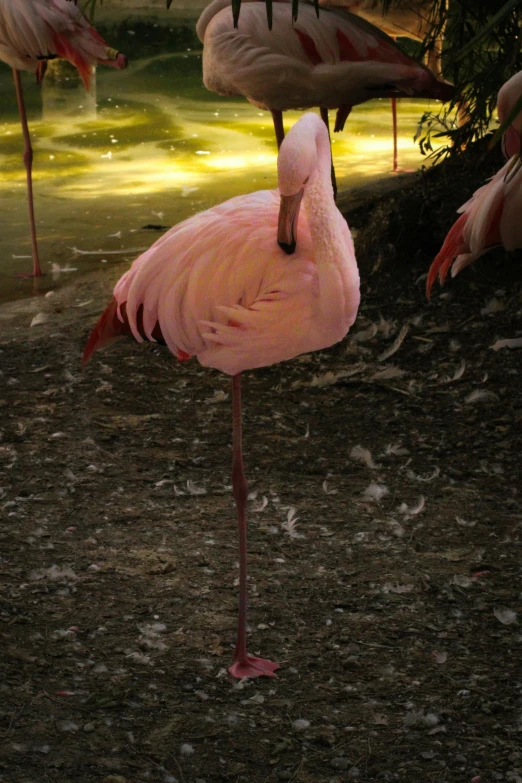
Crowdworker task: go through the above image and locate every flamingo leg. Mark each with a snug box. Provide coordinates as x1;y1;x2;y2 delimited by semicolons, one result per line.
12;69;42;278
271;109;285;149
228;373;280;679
391;97;398;173
320;107;337;199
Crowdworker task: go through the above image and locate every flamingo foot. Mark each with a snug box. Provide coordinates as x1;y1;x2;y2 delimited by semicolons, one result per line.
228;655;280;679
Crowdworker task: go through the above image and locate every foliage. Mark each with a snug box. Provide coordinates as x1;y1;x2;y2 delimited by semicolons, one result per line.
409;0;522;159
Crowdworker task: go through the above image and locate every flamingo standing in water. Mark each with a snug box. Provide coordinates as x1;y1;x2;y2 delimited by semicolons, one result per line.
0;0;127;278
197;0;453;191
83;113;361;678
426;71;522;297
319;0;448;171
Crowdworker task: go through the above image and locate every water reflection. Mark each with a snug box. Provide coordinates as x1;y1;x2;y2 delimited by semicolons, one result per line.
0;48;444;302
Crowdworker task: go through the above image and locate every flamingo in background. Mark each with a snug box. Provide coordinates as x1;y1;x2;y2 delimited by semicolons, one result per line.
197;0;453;191
426;71;522;297
83;113;361;678
319;0;448;171
0;0;127;278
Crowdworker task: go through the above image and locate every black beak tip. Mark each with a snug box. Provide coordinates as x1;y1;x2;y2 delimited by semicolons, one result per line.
278;240;296;255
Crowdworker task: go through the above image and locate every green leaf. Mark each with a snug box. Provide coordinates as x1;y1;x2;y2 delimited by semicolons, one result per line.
488;91;522;149
455;0;522;61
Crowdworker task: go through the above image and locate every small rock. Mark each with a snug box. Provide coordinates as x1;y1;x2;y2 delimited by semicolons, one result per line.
83;723;96;733
331;758;351;770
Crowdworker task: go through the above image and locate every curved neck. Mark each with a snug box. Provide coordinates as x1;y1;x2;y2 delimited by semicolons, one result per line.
302;130;341;260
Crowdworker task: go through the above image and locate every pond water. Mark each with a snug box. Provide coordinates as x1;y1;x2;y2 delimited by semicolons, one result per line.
0;46;443;304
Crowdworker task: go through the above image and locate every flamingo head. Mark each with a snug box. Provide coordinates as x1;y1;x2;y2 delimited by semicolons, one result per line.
497;70;522;159
276;114;328;254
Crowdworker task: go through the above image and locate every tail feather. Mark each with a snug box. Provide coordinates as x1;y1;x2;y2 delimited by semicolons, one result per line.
426;213;469;299
82;299;166;365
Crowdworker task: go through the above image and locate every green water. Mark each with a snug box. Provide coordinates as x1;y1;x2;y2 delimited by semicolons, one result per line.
0;48;442;302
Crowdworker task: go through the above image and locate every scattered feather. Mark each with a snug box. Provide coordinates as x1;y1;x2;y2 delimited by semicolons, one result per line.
378;324;409;362
431;651;448;664
456;516;476;528
362;483;389;502
30;312;49;328
465;390;499;404
252;495;268;512
282;507;302;538
180;744;195;756
398;495;425;517
350;445;377;469
490;337;522;351
352;323;378;342
186;480;206;495
370;366;406;380
293;719;310;731
204;390;228;404
383;443;410;457
440;359;466;384
406;467;440;483
322;480;338;495
493;607;518;625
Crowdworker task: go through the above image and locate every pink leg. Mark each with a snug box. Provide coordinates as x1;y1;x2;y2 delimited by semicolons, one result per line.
13;69;42;278
391;97;398;173
228;374;280;679
271;109;285;150
320;107;337;199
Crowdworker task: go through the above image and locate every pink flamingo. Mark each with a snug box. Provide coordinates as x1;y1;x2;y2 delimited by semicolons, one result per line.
320;0;448;171
0;0;127;278
197;0;453;189
83;113;361;678
426;71;522;297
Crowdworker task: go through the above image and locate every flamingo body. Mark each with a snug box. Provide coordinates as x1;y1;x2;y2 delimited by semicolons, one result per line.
84;117;360;376
197;0;452;123
426;71;522;297
84;113;361;677
0;0;127;90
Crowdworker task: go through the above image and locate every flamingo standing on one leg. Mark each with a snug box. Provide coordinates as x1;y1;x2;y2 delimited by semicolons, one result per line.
197;0;453;193
0;0;127;278
319;0;449;171
82;113;361;678
426;71;522;297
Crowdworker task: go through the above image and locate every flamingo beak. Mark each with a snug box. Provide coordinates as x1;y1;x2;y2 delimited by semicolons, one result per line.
277;190;304;255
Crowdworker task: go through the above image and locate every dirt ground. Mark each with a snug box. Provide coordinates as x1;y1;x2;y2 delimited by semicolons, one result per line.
1;144;522;783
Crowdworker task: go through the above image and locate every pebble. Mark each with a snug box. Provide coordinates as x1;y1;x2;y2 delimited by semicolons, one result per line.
83;722;95;733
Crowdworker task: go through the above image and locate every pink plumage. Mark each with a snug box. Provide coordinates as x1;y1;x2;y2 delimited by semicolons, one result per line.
84;114;360;376
426;70;522;298
0;0;127;90
84;113;360;678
